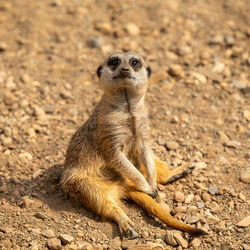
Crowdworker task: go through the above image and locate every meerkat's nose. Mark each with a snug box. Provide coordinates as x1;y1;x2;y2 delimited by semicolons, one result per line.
121;67;130;72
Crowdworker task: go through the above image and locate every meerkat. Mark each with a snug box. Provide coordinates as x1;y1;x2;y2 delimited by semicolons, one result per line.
60;52;207;238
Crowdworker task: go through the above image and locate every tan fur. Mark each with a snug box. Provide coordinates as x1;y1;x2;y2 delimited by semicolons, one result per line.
60;52;207;238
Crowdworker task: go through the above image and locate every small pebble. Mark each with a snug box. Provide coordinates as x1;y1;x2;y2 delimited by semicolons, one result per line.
125;23;140;35
184;194;194;203
58;234;74;244
174;191;185;203
237;216;250;227
202;192;212;202
173;231;188;248
109;236;121;249
223;140;241;148
47;238;61;250
189;238;201;248
208;185;218;195
240;169;250;184
42;229;56;238
35;212;48;220
165;231;177;246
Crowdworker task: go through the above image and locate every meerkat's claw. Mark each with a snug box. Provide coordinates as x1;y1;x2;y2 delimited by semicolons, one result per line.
119;219;138;239
125;228;138;239
148;189;158;199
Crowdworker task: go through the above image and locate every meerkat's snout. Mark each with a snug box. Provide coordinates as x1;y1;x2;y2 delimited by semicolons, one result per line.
114;66;133;80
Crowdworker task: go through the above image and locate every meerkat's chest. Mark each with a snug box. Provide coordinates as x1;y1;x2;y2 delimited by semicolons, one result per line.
119;111;146;152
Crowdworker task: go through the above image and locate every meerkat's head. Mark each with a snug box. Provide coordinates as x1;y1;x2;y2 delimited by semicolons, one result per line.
97;52;151;91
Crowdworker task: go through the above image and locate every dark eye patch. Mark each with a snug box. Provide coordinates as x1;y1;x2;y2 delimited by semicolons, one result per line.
107;57;121;70
129;58;141;71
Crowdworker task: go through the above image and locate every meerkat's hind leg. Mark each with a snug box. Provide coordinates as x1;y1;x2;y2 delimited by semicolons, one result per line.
155;157;195;184
61;171;138;239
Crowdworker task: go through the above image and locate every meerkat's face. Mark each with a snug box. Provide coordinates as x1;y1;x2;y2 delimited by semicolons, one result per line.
97;52;151;90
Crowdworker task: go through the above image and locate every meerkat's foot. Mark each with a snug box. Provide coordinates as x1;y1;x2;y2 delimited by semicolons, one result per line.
155;158;195;184
118;216;138;239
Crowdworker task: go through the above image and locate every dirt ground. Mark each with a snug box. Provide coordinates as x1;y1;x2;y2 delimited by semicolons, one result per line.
0;0;249;249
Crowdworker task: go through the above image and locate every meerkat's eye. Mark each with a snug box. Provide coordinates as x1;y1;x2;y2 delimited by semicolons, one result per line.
107;57;121;69
129;58;141;70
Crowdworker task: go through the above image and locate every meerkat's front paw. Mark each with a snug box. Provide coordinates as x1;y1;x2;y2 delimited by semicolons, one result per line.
148;188;158;199
143;184;158;199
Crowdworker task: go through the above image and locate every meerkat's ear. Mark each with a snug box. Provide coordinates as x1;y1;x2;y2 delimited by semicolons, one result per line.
146;66;152;78
97;66;103;78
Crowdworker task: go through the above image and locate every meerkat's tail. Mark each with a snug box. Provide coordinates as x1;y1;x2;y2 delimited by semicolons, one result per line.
128;190;207;236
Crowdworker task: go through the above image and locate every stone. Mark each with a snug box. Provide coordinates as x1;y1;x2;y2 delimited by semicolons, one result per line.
60;90;72;100
210;202;223;213
206;214;220;224
243;110;250;121
238;193;246;201
191;72;207;84
210;35;224;45
223;140;241;148
172;206;187;215
220;242;234;250
21;73;31;83
173;232;188;248
42;229;56;238
0;179;8;193
165;231;177;246
174;191;185;203
58;234;74;244
125;23;140;35
0;135;12;146
34;105;47;120
86;37;105;48
3;127;11;137
212;62;225;73
0;71;6;84
217;131;229;142
184;194;194;204
19;152;33;161
224;36;235;45
165;141;179;150
240;169;250;184
4;91;17;105
195;162;207;169
186;216;200;224
0;225;13;233
0;42;7;51
178;45;192;56
76;242;93;250
189;238;201;248
168;64;183;77
196;201;205;209
21;196;34;208
208;185;218;195
35;212;48;220
47;238;61;250
156;192;166;202
95;22;112;35
236;216;250;227
231;80;248;89
187;205;198;213
202;192;211;202
109;236;121;249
